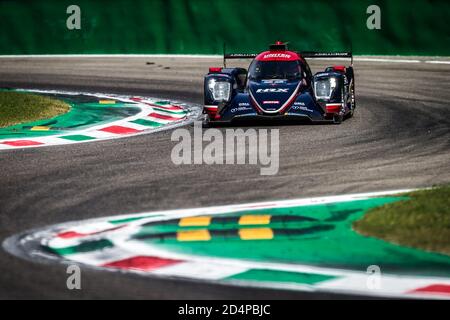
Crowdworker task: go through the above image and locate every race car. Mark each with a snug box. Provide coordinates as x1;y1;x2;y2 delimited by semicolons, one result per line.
203;41;355;126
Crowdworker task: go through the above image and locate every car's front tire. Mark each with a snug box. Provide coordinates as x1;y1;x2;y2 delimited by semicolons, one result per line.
333;114;343;124
346;67;356;118
202;114;211;128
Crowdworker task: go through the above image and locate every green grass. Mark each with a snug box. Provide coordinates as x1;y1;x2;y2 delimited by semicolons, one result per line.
354;185;450;255
0;91;70;128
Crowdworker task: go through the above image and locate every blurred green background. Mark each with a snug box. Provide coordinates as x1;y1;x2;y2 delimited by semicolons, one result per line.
0;0;449;55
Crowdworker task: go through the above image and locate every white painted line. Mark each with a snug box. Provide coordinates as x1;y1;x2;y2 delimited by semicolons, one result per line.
0;54;449;65
152;261;249;280
62;221;116;235
425;60;450;65
83;130;119;139
33;136;72;145
355;57;421;63
46;237;83;249
146;116;171;124
67;247;136;266
101;188;416;226
0;54;221;59
118;240;358;278
310;57;421;63
119;121;150;131
315;273;450;295
152;109;187;118
0;144;14;150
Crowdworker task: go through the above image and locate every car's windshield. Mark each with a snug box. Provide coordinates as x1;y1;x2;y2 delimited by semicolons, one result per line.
248;60;302;81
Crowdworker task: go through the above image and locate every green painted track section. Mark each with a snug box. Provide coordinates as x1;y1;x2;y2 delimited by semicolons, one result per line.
228;269;337;285
136;197;450;278
49;239;114;256
0;92;140;139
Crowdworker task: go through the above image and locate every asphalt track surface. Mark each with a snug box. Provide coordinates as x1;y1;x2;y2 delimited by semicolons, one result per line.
0;57;449;299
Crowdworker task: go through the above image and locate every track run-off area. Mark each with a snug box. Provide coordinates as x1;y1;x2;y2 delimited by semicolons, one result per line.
0;89;201;150
0;56;449;299
5;189;450;299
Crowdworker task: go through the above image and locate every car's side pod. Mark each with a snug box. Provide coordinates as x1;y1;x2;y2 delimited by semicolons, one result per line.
313;71;346;104
203;67;247;119
312;68;349;123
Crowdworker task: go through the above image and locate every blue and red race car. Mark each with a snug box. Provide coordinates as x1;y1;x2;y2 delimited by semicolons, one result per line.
203;42;355;126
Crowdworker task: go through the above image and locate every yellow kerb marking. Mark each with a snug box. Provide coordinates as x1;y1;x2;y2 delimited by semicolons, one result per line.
31;126;50;131
239;228;274;240
179;216;212;227
177;229;211;242
99;100;116;104
239;215;271;225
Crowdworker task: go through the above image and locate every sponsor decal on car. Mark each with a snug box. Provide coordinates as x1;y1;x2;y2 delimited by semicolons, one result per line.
262;80;287;84
262;101;280;105
256;88;289;93
263;53;292;59
231;106;253;113
291;106;314;112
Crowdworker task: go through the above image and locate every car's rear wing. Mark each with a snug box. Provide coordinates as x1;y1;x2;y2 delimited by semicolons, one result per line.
222;42;353;66
299;51;353;65
223;53;258;67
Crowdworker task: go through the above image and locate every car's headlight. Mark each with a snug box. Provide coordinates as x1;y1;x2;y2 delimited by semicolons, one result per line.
208;79;231;102
314;77;337;100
